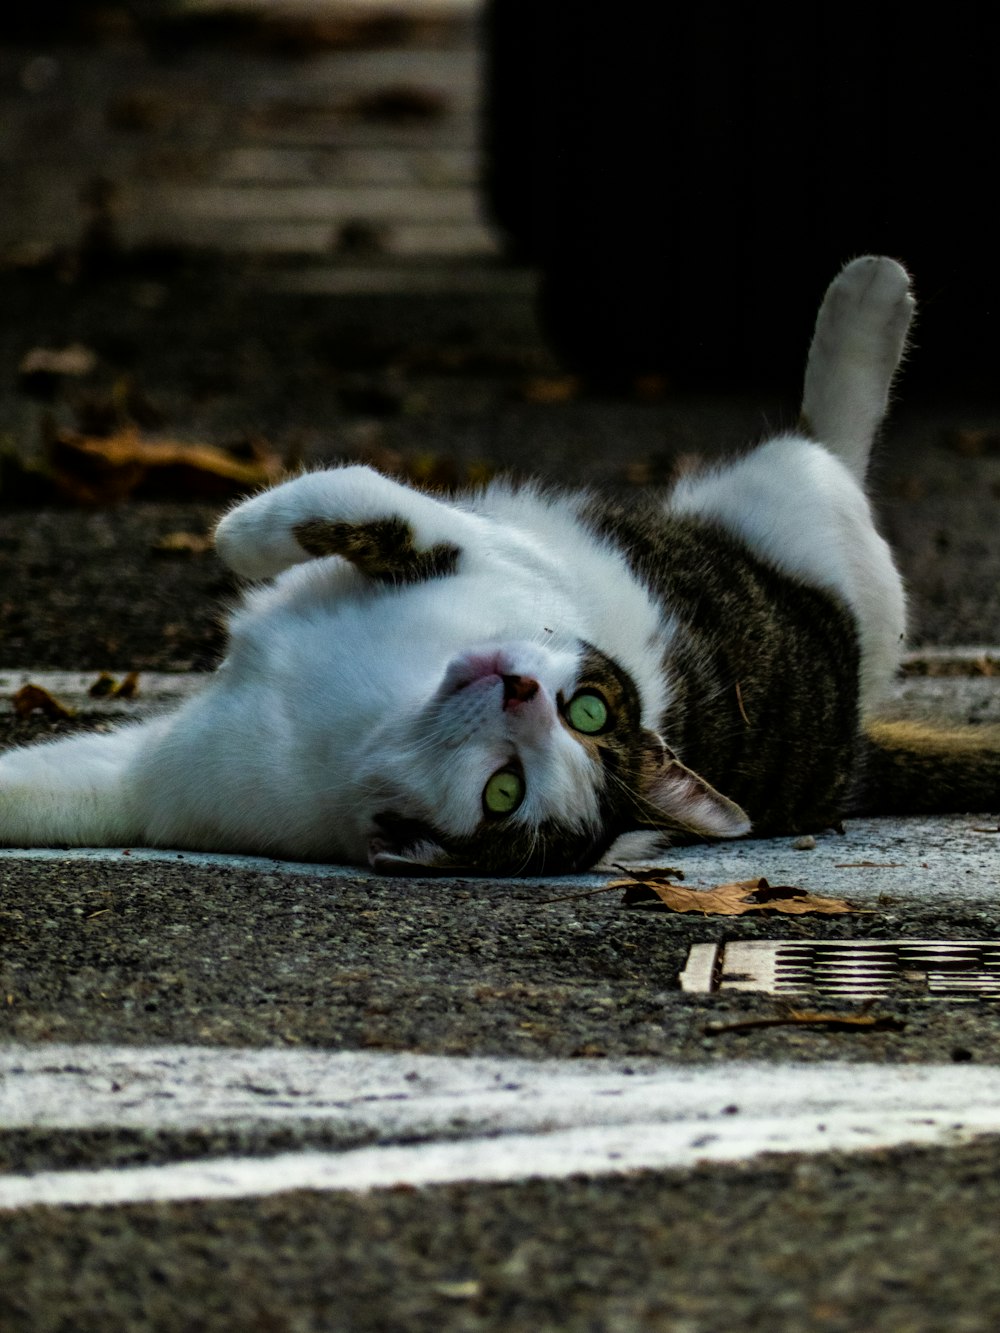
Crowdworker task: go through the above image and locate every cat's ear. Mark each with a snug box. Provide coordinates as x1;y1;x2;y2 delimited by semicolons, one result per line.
634;732;751;839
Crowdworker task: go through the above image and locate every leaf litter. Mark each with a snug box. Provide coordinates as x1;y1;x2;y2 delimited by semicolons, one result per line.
88;671;140;700
615;874;857;917
12;684;76;720
704;1010;903;1035
10;673;141;718
48;427;285;503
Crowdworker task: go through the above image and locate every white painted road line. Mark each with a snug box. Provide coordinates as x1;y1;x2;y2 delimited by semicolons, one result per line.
3;1110;997;1213
5;1045;1000;1138
4;1047;1000;1209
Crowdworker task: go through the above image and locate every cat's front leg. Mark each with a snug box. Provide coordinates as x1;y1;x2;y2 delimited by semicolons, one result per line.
292;515;459;585
215;466;480;582
0;721;161;847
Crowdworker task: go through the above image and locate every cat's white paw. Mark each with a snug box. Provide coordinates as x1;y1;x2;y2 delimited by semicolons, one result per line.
215;467;477;580
818;255;914;362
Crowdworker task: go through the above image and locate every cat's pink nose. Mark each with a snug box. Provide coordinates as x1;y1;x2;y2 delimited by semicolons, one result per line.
501;674;539;707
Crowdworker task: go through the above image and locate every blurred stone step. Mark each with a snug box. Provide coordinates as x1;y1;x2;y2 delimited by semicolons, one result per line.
0;3;491;262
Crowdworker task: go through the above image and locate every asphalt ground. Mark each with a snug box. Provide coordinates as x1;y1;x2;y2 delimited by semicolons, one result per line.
3;819;1000;1067
2;818;1000;1331
4;20;1000;1326
3;1134;999;1332
3;256;1000;1328
0;18;996;1333
3;709;1000;1330
4;258;1000;672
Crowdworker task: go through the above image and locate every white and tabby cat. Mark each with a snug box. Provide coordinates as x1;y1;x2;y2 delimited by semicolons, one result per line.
2;257;995;873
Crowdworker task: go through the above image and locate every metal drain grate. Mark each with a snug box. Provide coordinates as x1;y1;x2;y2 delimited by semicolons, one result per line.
679;940;1000;999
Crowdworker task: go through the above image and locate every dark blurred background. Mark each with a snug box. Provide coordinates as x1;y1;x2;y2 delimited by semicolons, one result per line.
486;3;1000;388
4;1;999;388
2;1;1000;672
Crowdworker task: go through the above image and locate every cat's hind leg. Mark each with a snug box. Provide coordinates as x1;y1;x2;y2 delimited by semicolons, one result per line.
214;466;481;583
800;255;915;480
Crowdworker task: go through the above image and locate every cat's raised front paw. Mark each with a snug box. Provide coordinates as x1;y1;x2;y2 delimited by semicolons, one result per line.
293;515;460;583
215;466;475;580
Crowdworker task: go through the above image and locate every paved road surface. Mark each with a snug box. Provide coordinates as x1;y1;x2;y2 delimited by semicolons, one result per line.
4;798;1000;1328
4;4;1000;1329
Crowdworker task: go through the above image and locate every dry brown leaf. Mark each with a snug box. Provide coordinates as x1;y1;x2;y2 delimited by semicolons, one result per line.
153;531;214;555
12;683;75;720
48;427;285;503
945;428;1000;457
616;875;855;916
88;671;139;700
705;1011;903;1035
19;343;97;379
521;375;581;404
900;654;1000;678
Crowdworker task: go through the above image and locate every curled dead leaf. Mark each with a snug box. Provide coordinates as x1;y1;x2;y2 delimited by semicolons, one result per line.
705;1010;904;1035
616;875;856;917
521;375;581;404
153;531;214;555
46;426;285;503
12;683;75;720
19;344;97;379
945;428;1000;457
88;671;139;700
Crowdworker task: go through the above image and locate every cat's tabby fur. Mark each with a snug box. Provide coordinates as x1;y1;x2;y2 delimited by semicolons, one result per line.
2;257;997;874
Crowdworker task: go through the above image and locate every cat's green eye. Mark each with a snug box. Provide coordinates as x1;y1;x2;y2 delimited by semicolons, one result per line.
567;691;610;734
483;767;525;817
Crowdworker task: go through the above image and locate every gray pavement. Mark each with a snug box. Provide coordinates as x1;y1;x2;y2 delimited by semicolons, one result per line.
4;6;1000;1330
3;820;1000;1330
4;1135;1000;1332
4;308;1000;1333
3;667;1000;1328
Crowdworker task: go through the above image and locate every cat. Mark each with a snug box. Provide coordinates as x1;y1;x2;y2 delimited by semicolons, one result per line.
2;256;997;875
